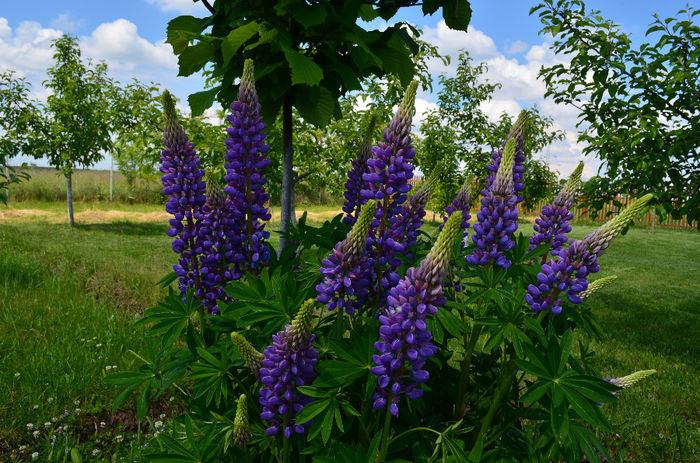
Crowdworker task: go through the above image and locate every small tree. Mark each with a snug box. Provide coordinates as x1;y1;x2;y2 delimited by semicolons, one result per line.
533;1;700;223
0;70;36;204
165;0;472;250
29;35;114;225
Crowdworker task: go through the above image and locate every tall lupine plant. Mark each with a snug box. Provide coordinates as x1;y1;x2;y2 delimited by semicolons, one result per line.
343;115;378;226
225;59;272;275
160;90;207;299
112;82;656;463
362;81;419;303
530;162;583;260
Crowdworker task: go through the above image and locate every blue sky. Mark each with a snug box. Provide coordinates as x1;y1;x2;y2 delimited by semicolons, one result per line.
1;0;691;175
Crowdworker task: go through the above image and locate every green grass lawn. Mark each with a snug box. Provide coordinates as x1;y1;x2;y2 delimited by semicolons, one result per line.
0;201;698;461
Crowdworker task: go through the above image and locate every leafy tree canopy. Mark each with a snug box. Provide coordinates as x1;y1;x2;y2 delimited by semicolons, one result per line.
533;1;699;223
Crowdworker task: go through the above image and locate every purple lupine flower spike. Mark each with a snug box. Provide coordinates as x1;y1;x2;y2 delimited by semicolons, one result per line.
527;194;653;315
259;300;319;438
317;201;377;314
343;115;378;226
372;212;462;417
393;165;441;256
160;90;207;297
442;175;473;241
486;111;527;203
530;162;583;257
468;138;519;269
225;59;272;276
196;171;239;314
361;81;418;298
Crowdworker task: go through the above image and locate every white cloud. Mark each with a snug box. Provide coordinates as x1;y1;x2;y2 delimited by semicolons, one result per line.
82;19;177;71
506;40;528;55
0;20;62;75
51;12;80;33
145;0;208;14
422;22;499;74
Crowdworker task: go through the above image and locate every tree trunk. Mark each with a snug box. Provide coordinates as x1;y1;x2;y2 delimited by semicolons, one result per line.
278;96;295;254
66;173;74;226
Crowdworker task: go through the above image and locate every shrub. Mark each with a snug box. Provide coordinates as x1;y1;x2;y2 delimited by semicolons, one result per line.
109;60;655;463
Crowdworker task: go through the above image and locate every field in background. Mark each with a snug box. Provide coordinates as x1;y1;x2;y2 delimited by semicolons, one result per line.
0;200;698;461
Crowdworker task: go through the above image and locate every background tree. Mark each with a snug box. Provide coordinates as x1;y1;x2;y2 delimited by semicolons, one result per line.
416;52;563;211
0;70;35;204
533;1;700;223
165;0;472;250
27;35;114;225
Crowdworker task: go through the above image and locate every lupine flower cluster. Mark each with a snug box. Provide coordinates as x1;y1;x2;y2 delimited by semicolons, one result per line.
259;300;319;438
343;116;377;226
529;162;583;257
371;212;463;417
160;90;207;296
317;201;377;314
527;194;653;314
468;138;519;269
442;176;473;243
360;81;419;296
224;59;272;275
230;332;264;378
392;166;441;257
196;172;239;314
159;60;272;311
485;111;527;203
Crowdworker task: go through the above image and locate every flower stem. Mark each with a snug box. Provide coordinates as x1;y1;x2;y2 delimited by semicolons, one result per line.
374;403;394;463
478;361;518;437
455;323;483;419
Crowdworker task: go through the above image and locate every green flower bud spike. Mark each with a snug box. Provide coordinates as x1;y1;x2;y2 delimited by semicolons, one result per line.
287;299;316;350
508;110;529;141
493;138;516;195
359;115;378;162
231;332;264;377
564;162;584;196
584;193;654;257
233;394;251;447
388;81;418;142
345;200;377;260
204;170;226;208
417;211;463;288
608;369;657;389
580;275;618;300
410;164;442;208
162;90;188;147
239;59;258;108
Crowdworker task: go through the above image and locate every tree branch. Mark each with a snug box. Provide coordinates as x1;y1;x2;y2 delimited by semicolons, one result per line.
200;0;215;15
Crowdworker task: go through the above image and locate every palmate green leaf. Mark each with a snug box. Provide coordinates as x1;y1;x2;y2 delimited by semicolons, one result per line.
282;48;323;86
550;400;569;441
570;423;613;463
178;41;216;76
443;0;472;30
515;359;552;380
561;386;611;431
317;360;369;387
293;4;328;27
521;342;554;378
560;375;618;404
295;398;331;424
520;380;551;404
188;86;220;117
221;22;259;66
436;307;468;338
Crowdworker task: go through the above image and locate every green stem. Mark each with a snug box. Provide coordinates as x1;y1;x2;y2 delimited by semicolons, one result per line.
389;426;441;445
375;404;394;463
282;435;290;463
455;323;483;419
479;362;518;437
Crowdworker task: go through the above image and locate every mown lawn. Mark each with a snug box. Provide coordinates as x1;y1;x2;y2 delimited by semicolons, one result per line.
0;201;697;461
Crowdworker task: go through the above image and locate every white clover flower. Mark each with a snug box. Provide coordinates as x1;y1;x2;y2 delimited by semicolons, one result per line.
92;449;100;456
159;413;166;419
112;365;118;370
47;397;54;403
96;343;102;348
26;423;35;430
31;451;39;459
100;421;106;428
75;408;81;414
116;434;124;442
80;338;85;342
33;405;39;410
74;400;80;405
154;420;163;429
14;372;20;378
32;430;39;437
44;422;51;428
105;366;112;371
